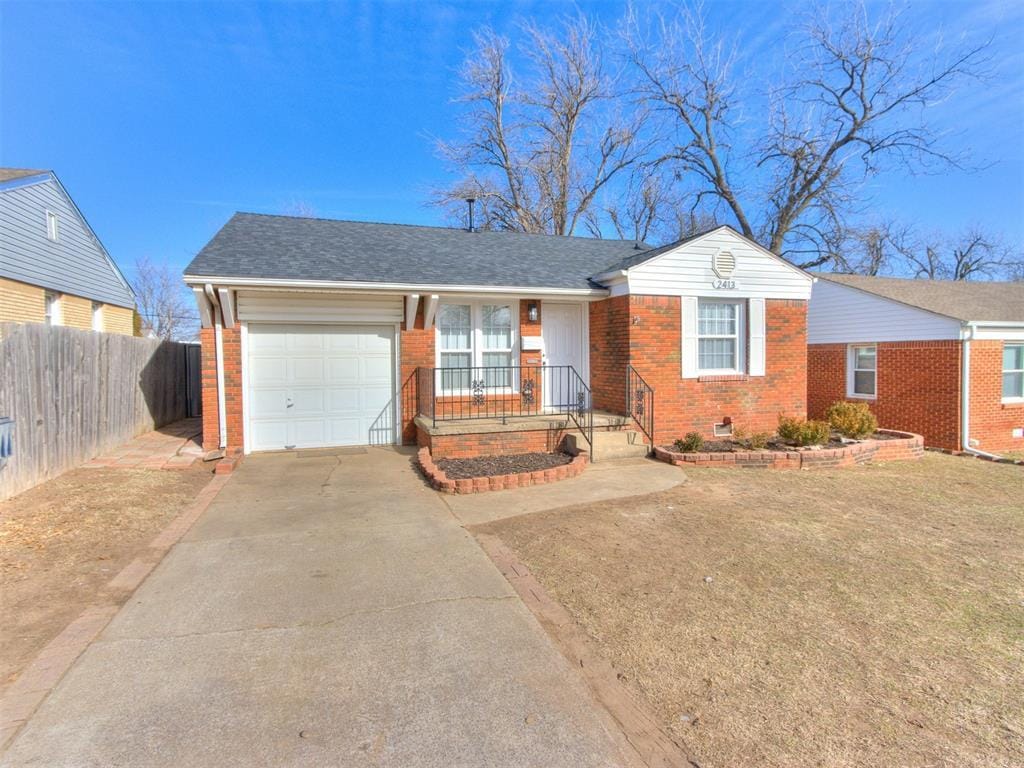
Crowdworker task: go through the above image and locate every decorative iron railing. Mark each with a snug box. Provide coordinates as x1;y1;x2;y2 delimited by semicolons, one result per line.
416;365;593;458
627;365;655;450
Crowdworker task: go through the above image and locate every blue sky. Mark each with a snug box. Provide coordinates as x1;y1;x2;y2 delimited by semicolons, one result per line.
2;0;1022;284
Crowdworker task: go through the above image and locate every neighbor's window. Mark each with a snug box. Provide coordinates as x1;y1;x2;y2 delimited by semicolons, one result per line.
848;344;877;398
91;301;103;331
1003;343;1024;400
697;300;744;373
44;291;60;325
46;211;59;241
436;301;517;391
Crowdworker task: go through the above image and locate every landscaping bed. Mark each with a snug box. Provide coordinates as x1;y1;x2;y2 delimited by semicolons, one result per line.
476;453;1024;767
417;447;587;493
437;451;572;479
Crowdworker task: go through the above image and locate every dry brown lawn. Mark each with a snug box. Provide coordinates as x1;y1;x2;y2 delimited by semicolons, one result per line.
0;466;212;692
477;453;1024;768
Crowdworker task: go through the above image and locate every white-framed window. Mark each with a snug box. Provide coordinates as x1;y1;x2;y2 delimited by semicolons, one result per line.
1003;343;1024;401
46;210;59;241
91;301;104;332
847;344;877;398
44;291;61;325
697;300;744;374
436;300;518;392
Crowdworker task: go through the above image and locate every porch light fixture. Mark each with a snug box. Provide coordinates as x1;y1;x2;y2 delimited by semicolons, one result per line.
527;301;539;323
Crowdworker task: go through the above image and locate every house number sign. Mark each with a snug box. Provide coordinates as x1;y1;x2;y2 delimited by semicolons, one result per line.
712;278;740;290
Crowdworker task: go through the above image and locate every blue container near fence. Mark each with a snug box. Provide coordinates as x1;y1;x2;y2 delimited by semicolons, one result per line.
0;417;13;468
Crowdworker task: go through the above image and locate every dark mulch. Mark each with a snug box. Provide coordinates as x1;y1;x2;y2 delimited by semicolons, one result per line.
665;436;849;454
437;451;572;479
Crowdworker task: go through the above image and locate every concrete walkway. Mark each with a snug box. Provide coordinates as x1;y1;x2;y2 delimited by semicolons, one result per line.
1;448;632;767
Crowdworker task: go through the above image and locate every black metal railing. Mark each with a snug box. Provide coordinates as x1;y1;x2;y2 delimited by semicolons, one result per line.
416;365;593;457
627;365;655;450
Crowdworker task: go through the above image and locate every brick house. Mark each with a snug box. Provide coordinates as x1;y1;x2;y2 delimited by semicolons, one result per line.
184;213;813;460
808;274;1024;454
0;168;136;335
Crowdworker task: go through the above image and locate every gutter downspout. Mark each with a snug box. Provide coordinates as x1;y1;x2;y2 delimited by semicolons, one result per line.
960;322;1001;460
205;284;227;450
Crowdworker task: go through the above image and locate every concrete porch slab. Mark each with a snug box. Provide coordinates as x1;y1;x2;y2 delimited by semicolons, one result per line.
415;410;633;436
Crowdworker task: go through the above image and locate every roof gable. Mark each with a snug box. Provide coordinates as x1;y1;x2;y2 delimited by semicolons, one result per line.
0;171;136;309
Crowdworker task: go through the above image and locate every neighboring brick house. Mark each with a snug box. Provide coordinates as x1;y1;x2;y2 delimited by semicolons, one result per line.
808;274;1024;454
184;213;813;459
0;168;136;335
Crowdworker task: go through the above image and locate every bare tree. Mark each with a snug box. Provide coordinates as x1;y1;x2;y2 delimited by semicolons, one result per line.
436;16;649;235
832;220;911;275
281;200;317;218
625;2;989;267
132;256;196;340
900;228;1020;281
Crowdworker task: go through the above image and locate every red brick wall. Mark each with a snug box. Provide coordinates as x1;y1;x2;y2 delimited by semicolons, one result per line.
588;296;630;415
627;296;807;445
200;325;243;452
807;341;962;451
399;302;435;443
969;340;1024;453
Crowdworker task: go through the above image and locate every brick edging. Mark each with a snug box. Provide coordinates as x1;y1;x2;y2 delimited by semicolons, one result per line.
417;446;588;493
654;429;925;470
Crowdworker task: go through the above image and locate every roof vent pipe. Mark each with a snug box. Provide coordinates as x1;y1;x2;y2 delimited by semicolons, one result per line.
466;198;476;233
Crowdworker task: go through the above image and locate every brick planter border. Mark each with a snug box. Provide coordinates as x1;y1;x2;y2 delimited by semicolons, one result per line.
417;446;588;493
653;429;924;470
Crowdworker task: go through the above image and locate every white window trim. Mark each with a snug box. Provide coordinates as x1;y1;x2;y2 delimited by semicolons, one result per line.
1002;342;1024;403
435;300;520;393
847;343;877;399
44;291;62;326
696;299;746;375
91;301;104;332
46;210;59;241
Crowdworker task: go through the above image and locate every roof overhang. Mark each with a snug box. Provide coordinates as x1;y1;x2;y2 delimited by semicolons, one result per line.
182;274;610;299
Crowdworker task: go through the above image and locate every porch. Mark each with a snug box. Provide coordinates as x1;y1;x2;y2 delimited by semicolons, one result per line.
411;364;655;462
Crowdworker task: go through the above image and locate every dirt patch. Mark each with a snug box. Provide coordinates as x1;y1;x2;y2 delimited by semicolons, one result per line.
437;451;572;479
476;453;1024;767
0;465;212;692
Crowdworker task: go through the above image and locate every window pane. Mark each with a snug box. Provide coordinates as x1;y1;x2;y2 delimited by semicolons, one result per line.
698;302;737;336
1004;371;1023;399
482;305;512;349
699;338;736;370
482;351;512;387
854;370;876;396
438;305;471;350
1004;344;1024;372
439;353;471;391
855;347;876;370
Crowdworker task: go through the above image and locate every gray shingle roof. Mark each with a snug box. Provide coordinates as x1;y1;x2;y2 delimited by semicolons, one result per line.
817;273;1024;323
185;212;653;290
0;168;48;183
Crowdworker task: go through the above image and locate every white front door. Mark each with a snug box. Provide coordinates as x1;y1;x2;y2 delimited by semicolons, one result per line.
541;303;586;410
247;324;395;451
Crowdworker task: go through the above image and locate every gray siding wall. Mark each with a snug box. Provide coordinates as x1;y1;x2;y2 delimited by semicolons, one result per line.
0;178;135;308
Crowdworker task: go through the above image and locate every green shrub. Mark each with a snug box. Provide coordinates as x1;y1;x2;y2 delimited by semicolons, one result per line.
747;431;772;450
825;400;878;439
777;415;831;446
674;432;705;453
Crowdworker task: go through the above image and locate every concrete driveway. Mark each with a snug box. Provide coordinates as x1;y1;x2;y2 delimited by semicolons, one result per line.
1;448;631;767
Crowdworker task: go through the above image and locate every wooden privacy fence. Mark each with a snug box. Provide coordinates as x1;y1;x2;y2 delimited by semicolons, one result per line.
0;322;201;500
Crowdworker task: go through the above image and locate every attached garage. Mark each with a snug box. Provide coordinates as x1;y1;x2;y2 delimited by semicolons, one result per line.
239;293;402;452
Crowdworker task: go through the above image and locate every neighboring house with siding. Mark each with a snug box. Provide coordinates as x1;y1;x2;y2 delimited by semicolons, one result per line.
807;274;1024;454
0;168;136;335
184;213;812;460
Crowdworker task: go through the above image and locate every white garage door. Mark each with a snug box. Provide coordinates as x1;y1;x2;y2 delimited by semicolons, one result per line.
247;324;396;451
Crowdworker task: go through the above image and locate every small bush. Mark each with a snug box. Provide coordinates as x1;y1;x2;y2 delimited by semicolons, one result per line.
747;431;772;450
777;415;831;446
674;432;705;453
825;400;878;439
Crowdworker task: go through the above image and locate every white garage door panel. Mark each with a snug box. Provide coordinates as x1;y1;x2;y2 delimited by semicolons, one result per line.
248;324;396;451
